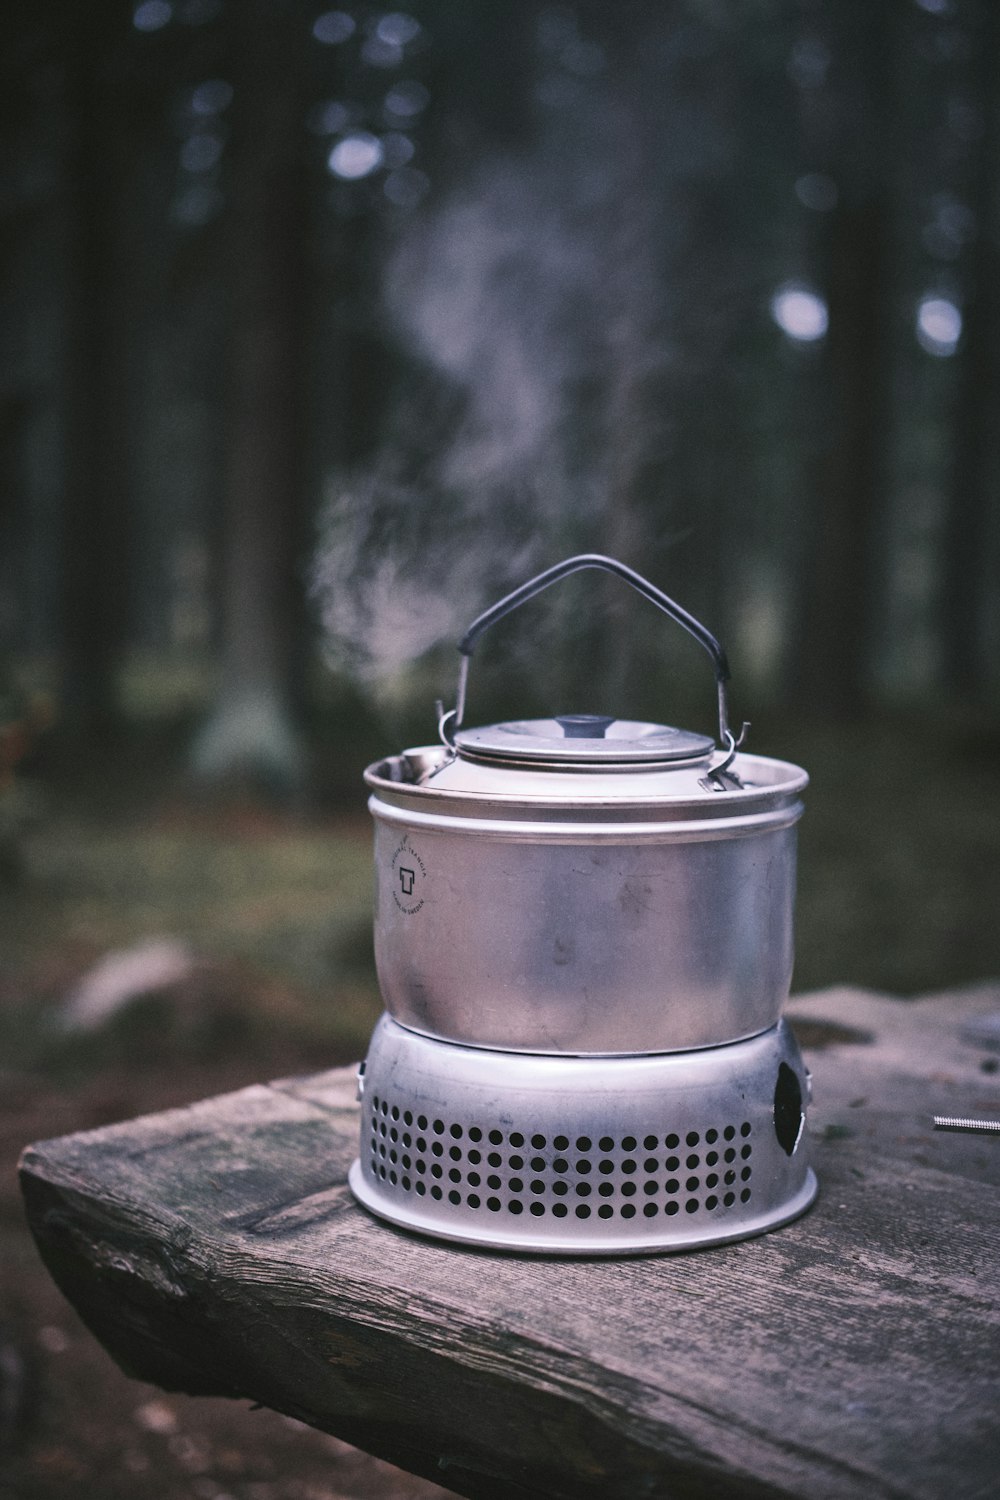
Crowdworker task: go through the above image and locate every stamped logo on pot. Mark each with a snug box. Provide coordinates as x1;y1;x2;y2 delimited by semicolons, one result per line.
391;836;427;915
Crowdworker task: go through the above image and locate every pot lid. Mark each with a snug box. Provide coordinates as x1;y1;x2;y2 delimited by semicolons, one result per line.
453;714;714;766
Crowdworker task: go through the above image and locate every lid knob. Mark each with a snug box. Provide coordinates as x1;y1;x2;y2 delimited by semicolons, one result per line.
555;714;615;739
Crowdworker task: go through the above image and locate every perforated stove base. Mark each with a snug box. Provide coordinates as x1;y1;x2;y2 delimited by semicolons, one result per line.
350;1016;817;1255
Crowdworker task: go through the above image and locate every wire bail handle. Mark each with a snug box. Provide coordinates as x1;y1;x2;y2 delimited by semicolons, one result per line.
437;553;749;760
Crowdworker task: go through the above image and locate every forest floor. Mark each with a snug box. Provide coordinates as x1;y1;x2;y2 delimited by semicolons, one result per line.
0;710;998;1499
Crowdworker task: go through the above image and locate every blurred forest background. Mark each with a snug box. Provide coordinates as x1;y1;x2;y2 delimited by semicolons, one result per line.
1;1;999;1497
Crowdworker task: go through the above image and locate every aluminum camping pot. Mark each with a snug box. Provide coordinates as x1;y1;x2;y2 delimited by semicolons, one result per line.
364;555;808;1056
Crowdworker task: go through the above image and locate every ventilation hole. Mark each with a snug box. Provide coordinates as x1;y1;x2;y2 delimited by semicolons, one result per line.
448;1168;461;1183
510;1132;525;1148
644;1203;658;1218
686;1131;700;1147
599;1136;614;1152
380;1101;388;1116
665;1200;679;1217
489;1129;503;1145
509;1200;524;1215
705;1128;718;1143
430;1185;442;1200
622;1135;637;1151
389;1149;398;1164
685;1199;699;1214
448;1190;460;1205
531;1133;546;1149
530;1180;545;1195
576;1204;591;1219
431;1164;442;1180
686;1154;699;1169
598;1182;614;1197
401;1176;411;1191
389;1128;398;1143
741;1188;751;1203
723;1191;735;1206
415;1160;425;1175
621;1204;636;1219
665;1133;679;1149
576;1182;592;1197
554;1134;569;1150
372;1095;380;1110
644;1158;658;1173
686;1176;699;1192
468;1193;480;1208
724;1148;736;1163
486;1174;501;1189
705;1194;718;1209
741;1121;752;1137
469;1126;482;1142
742;1166;752;1182
706;1173;719;1189
553;1202;568;1218
402;1133;411;1148
403;1109;412;1126
416;1136;427;1152
774;1062;803;1156
576;1159;592;1174
449;1146;461;1162
487;1152;502;1168
724;1169;736;1185
487;1197;501;1211
468;1171;481;1187
391;1105;400;1121
599;1159;614;1175
598;1205;613;1219
509;1177;524;1193
553;1181;568;1196
665;1178;679;1194
665;1155;680;1172
431;1119;443;1134
553;1157;569;1173
431;1143;443;1159
379;1123;387;1137
509;1154;524;1171
622;1181;636;1197
530;1156;545;1172
643;1181;657;1196
416;1181;426;1196
417;1114;427;1130
741;1144;752;1160
450;1123;463;1139
622;1159;637;1174
468;1149;482;1165
530;1202;545;1217
705;1150;719;1166
378;1143;386;1157
724;1125;735;1141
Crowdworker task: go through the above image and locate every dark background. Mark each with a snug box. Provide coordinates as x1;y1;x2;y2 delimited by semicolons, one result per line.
1;1;999;1496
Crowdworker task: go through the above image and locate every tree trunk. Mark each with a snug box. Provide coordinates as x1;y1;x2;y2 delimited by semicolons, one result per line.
941;2;1000;700
192;0;308;793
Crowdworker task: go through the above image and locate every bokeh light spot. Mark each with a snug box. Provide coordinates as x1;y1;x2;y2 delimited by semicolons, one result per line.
916;296;961;356
770;285;828;342
376;13;421;47
384;81;429;118
191;80;233;116
134;1;172;31
313;11;356;45
328;132;384;180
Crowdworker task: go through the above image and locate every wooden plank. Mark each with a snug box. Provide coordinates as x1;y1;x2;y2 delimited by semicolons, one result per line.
19;985;1000;1500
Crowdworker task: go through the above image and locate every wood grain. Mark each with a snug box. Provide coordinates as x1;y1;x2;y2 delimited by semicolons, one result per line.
19;984;1000;1500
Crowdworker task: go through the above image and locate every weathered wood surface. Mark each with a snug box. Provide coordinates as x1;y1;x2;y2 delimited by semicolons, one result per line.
19;984;1000;1500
